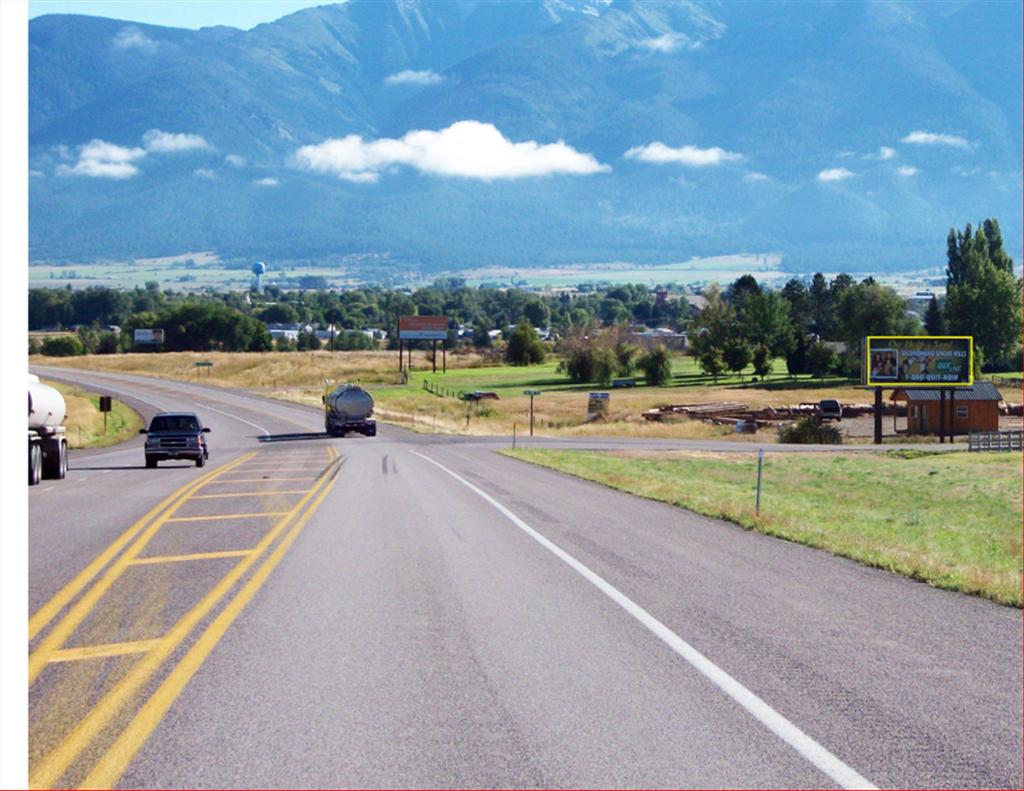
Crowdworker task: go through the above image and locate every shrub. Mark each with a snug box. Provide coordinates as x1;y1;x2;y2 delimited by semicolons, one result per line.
506;321;546;365
639;345;672;386
779;416;842;444
41;335;85;357
592;347;618;386
29;337;42;355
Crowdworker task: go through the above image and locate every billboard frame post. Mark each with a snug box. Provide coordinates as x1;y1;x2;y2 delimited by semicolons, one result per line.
939;389;946;444
874;387;883;445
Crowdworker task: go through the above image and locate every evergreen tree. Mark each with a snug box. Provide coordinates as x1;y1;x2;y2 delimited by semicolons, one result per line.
505;321;545;365
924;296;945;335
752;344;773;381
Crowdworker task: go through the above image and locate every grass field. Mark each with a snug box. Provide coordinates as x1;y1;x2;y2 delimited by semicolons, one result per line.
503;448;1023;606
35;350;869;440
45;380;144;449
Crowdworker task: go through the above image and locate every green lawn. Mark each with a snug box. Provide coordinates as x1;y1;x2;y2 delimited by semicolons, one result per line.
503;448;1023;606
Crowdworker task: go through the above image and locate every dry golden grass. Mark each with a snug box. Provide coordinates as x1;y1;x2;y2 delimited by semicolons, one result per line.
45;380;143;448
34;350;867;440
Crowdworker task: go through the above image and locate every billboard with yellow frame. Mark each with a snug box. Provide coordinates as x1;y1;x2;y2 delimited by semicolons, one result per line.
863;336;973;387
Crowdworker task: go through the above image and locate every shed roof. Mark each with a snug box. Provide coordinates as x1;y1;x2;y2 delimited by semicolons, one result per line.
891;381;1002;402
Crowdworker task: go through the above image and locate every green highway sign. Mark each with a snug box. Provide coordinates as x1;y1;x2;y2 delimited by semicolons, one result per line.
523;390;541;396
194;361;214;367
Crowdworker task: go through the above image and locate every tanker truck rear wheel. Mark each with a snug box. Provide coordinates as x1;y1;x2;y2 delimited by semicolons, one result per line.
42;437;67;480
29;443;42;486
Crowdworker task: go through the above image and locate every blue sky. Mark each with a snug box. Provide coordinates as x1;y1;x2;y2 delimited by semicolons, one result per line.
28;1;336;30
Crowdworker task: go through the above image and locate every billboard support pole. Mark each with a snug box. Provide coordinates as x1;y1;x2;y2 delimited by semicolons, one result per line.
398;337;403;372
431;339;437;373
939;389;946;444
874;388;883;445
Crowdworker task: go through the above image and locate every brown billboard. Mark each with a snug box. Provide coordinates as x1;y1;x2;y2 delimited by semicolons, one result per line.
399;316;448;340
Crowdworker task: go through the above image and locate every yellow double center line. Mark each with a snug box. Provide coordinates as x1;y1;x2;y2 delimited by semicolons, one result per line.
29;449;343;789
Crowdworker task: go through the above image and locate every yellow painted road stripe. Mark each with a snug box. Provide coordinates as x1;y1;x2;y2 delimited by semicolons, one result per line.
83;458;343;790
165;511;290;523
49;640;161;664
130;550;253;566
28;453;257;684
29;449;339;790
205;476;318;483
27;453;254;641
189;491;309;499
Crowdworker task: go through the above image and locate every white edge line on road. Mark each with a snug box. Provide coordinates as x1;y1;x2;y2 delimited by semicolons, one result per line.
195;402;270;437
410;449;877;791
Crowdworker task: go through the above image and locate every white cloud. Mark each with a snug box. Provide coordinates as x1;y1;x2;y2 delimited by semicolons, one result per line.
143;129;212;153
112;26;157;54
384;70;444;86
30;169;44;178
56;139;147;179
877;146;896;160
895;165;918;177
744;172;768;182
817;167;854;182
639;32;696;53
193;168;218;179
294;120;609;182
952;165;979;177
624;142;742;167
837;150;855;159
225;154;246;168
253;177;280;187
901;130;970;149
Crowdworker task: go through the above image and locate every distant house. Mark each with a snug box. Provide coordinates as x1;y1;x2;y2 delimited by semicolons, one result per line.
890;381;1002;436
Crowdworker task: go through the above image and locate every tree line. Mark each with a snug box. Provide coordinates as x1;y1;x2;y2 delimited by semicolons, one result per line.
29;219;1020;374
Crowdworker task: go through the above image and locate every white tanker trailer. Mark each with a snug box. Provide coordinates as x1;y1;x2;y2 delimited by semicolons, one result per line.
323;384;377;437
28;374;68;485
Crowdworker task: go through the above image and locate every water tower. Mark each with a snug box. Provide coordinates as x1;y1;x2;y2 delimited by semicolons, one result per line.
250;261;267;293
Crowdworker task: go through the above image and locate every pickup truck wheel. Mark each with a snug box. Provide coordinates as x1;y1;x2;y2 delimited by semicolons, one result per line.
146;457;157;469
195;455;205;468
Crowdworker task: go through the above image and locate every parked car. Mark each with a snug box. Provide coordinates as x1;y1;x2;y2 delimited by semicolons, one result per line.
141;412;210;468
818;399;843;421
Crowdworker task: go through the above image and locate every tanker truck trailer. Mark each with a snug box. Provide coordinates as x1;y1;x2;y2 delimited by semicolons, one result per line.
28;374;68;485
323;384;377;437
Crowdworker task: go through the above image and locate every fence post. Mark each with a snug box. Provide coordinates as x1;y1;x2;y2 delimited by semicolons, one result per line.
755;448;764;515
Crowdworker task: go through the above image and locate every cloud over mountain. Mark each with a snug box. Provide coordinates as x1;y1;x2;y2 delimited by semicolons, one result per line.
901;131;971;149
294;121;609;182
817;167;854;182
143;130;212;153
384;70;444;86
56;139;146;179
624;142;742;167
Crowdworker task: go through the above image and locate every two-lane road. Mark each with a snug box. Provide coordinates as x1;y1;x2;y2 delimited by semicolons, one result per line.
29;368;1022;789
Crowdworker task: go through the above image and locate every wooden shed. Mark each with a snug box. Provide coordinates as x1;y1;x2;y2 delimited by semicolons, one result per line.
890;382;1002;436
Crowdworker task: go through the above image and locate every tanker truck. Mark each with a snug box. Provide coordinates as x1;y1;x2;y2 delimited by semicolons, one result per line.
28;374;68;485
323;383;376;437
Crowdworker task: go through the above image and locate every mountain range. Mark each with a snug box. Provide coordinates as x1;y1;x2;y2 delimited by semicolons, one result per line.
28;0;1023;279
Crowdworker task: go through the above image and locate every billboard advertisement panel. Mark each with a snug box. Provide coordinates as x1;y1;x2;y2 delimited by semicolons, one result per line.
133;328;165;345
863;336;973;387
399;316;448;340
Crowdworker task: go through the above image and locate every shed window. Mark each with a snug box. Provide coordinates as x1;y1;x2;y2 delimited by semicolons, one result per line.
956;405;968;418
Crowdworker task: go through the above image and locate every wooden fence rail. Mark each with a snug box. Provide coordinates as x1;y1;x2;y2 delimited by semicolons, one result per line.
968;430;1023;452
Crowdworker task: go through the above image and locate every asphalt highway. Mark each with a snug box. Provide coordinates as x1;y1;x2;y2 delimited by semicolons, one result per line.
28;367;1022;789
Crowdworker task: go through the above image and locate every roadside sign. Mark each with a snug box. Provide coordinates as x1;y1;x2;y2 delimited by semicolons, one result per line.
194;361;213;367
523;390;541;396
98;396;112;412
587;392;610;420
863;336;973;387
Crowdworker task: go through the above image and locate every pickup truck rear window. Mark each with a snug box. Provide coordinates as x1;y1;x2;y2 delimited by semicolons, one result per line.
149;416;200;432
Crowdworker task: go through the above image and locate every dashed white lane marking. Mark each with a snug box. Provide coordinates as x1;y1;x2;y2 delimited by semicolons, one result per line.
411;449;877;791
194;402;270;437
